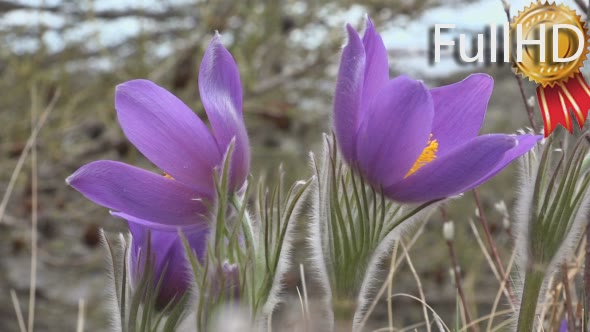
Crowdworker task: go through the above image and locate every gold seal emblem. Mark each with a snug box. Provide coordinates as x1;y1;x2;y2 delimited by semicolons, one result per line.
511;2;589;87
510;1;590;137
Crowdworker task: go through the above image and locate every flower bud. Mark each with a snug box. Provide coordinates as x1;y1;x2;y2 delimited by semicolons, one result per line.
502;217;510;231
443;220;455;241
494;201;509;218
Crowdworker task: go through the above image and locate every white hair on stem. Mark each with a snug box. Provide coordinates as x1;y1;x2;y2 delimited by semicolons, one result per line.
511;134;590;331
257;176;313;327
352;205;437;330
99;230;127;332
306;134;336;331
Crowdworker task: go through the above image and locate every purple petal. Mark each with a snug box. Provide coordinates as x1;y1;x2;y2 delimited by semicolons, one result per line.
126;221;208;306
356;76;434;187
333;24;366;165
470;134;542;188
361;17;389;111
199;34;250;191
115;79;220;190
385;134;518;202
66;160;210;226
559;320;568;332
430;74;494;155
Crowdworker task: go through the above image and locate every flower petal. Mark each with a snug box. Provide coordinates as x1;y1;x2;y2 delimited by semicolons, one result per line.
470;134;542;188
385;134;518;202
66;160;209;226
356;76;434;187
430;74;494;155
126;221;208;306
115;79;220;190
361;17;389;111
333;24;366;165
199;34;250;191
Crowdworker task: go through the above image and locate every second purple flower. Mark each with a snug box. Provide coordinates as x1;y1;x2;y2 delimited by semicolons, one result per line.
333;18;541;203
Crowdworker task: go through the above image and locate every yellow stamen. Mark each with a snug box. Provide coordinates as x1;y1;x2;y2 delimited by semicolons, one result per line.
163;173;174;180
404;134;438;178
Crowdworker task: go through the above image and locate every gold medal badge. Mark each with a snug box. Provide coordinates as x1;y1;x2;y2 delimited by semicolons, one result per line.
511;1;590;136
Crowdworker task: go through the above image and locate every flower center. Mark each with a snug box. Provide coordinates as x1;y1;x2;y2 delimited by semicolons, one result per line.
404;134;438;178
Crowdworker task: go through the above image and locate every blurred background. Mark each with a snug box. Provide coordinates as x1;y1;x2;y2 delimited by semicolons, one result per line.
0;0;588;331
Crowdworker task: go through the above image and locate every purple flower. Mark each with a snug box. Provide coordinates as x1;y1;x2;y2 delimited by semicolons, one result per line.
333;18;541;203
559;319;568;332
127;223;208;306
66;34;249;304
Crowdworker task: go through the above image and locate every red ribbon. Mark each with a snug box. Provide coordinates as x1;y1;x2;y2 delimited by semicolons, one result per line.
536;73;590;137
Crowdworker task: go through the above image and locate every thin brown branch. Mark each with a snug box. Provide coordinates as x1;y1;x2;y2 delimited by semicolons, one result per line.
574;0;589;15
473;190;517;305
499;0;540;133
440;208;476;332
447;238;475;332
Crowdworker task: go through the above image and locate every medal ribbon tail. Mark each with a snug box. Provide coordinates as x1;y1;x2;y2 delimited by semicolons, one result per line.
537;73;590;137
537;84;573;137
560;73;590;130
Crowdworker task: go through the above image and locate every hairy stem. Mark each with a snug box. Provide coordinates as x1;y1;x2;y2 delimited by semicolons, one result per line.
516;270;544;332
231;195;255;253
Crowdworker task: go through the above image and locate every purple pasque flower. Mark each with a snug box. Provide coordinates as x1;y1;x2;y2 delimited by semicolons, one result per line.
66;34;249;304
333;17;541;203
559;319;568;332
127;222;208;307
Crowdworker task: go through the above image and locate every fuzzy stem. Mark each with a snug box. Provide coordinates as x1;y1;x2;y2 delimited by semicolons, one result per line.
231;195;255;253
333;297;355;330
516;270;544;332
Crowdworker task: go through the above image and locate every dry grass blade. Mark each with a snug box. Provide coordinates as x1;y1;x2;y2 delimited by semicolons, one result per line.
11;289;27;332
0;88;60;224
473;190;516;305
400;242;431;332
28;87;39;332
296;287;306;326
77;299;85;332
485;246;517;331
387;244;397;332
388;294;450;332
460;309;514;332
489;316;515;332
358;224;427;331
561;263;576;332
300;263;310;330
357;242;399;331
446;235;471;330
468;219;515;311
